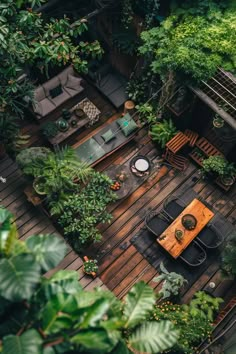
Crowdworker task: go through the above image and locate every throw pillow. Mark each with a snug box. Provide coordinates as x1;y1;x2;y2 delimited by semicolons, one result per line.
49;85;63;98
101;129;116;143
65;74;82;90
117;114;138;137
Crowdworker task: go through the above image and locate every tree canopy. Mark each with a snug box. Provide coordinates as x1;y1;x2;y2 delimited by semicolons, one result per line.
0;0;102;116
139;1;236;82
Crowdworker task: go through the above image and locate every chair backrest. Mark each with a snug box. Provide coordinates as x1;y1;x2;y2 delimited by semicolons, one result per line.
180;241;207;267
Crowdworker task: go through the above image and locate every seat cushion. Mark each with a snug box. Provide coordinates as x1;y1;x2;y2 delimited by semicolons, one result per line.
59;66;74;86
49;84;63;98
65;74;82;90
64;85;84;97
74;138;106;165
50;89;70;107
43;76;60;97
34;85;45;102
101;129;116;143
117;114;138;137
33;98;56;117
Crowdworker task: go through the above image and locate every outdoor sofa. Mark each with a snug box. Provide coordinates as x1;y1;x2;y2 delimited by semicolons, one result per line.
73;113;140;166
32;66;84;120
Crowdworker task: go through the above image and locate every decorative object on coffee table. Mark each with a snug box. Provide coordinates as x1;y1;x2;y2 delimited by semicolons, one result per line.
77;98;101;127
57;118;69;132
182;214;197;230
62;109;71;120
75;108;84;118
41;121;58;139
175;229;184;242
130;155;151;177
70;119;78;127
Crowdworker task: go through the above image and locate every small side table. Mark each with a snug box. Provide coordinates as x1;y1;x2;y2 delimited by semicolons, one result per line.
124;100;135;115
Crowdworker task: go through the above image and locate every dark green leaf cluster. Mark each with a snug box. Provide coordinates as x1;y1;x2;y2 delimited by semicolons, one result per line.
58;172;117;249
151;300;215;353
150;119;177;148
139;3;236;83
0;206;178;354
221;233;236;277
0;0;103;116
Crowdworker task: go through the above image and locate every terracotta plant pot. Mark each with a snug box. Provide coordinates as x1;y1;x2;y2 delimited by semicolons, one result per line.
83;256;97;278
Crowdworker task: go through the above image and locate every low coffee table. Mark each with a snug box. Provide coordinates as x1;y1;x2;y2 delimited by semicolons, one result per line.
47;98;100;145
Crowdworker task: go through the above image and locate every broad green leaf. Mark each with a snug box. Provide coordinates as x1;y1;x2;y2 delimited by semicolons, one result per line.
26;234;67;272
123;282;156;328
71;328;115;353
42;270;82;299
0;254;41;301
80;298;110;328
128;321;179;353
110;340;131;354
2;329;43;354
42;293;78;334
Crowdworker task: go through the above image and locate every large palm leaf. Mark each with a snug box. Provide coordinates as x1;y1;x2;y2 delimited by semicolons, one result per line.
123;282;156;329
128;321;179;353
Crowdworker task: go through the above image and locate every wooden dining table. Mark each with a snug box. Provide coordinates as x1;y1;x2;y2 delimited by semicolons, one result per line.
157;198;214;258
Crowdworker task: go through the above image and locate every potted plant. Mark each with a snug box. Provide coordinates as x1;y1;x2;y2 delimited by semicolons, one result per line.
220;162;236;186
149;119;177;148
182;214;197;230
83;256;98;278
202;155;227;178
175;229;184;242
41;121;58;139
213;114;224;128
33;176;47;195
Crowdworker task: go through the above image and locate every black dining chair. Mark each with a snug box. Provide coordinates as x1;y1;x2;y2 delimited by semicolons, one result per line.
180;241;207;267
145;211;171;238
196;223;224;249
163;196;187;220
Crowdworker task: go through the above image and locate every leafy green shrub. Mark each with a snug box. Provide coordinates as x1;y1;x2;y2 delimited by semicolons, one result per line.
136;102;157;124
58;172;117;249
16;147;51;168
150;119;177;148
221;233;236;277
151;301;213;354
0;206;178;354
154;262;188;299
202;156;228;177
183;291;223;322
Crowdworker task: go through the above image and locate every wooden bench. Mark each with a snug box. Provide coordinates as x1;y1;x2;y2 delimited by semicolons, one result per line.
165;132;190;154
184;129;199;147
163;149;189;171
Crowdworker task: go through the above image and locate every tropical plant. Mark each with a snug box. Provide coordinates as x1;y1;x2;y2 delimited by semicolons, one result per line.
139;3;236;83
136;102;157;124
154;262;187;299
221;232;236;277
150;119;177;148
83;259;98;274
202;155;228;177
0;112;29;153
16;146;51;167
183;291;224;322
0;206;178;354
17;146;93;214
0;0;103;117
58;172;117;249
151;301;214;354
40;121;58;138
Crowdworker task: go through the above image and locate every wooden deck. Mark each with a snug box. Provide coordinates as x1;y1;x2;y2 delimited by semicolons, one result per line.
1;82;236;306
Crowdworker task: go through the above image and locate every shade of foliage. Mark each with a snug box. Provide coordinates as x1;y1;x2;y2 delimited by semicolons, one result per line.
154;262;188;299
17;146;93;214
150;118;177;148
151;300;214;354
0;206;178;354
0;0;103;116
139;2;236;82
0;112;29;153
221;233;236;277
58;172;117;249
